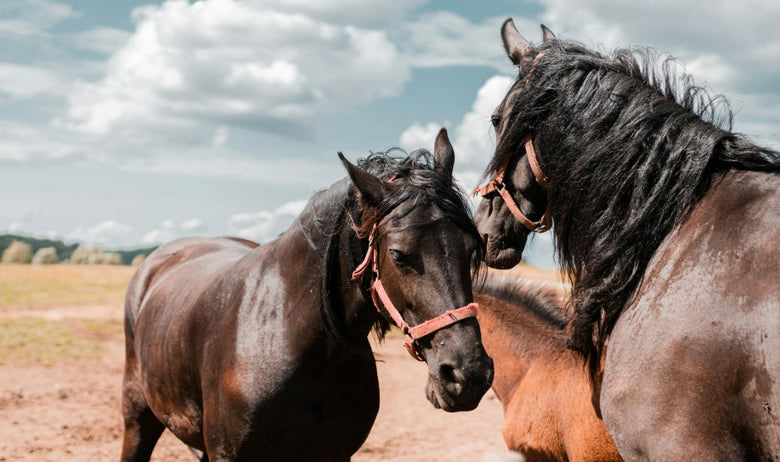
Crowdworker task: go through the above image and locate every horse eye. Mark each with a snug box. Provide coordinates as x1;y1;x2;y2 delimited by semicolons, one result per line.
389;249;408;267
491;115;500;129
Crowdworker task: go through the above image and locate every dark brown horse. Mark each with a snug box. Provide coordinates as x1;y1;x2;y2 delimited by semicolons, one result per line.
474;20;780;461
121;128;494;462
429;274;621;462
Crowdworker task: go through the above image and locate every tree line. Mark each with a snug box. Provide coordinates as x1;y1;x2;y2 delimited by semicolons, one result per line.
0;234;158;265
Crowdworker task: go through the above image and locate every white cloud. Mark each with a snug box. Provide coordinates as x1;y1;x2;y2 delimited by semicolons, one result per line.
141;218;208;245
0;0;76;37
451;75;513;165
0;63;59;98
399;75;512;169
228;199;307;243
247;0;426;27
62;0;409;141
394;12;511;70
141;228;176;246
67;220;134;247
212;126;229;148
180;218;205;231
70;27;131;55
0;121;89;161
397;75;514;192
274;200;307;216
399;122;443;153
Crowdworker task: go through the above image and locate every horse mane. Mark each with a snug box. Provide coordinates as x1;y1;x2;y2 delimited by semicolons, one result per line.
314;148;483;342
476;273;568;330
491;39;780;376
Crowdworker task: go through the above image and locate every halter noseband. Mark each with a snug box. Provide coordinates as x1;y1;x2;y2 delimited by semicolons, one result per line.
351;224;479;361
473;135;551;233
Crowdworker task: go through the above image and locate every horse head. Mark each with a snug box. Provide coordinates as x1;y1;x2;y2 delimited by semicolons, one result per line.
473;20;555;269
341;128;494;411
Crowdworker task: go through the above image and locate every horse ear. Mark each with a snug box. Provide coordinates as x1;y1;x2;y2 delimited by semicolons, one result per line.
433;128;454;178
338;152;389;207
502;18;531;65
541;24;556;41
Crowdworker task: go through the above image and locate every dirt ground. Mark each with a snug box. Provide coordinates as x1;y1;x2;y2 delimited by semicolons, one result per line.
0;301;511;461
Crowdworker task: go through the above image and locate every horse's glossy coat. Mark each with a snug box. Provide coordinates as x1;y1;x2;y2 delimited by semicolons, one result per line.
474;20;780;461
121;129;493;462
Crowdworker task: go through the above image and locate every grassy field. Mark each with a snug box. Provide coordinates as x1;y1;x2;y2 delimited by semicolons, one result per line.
0;264;135;308
0;263;562;365
0;264;134;365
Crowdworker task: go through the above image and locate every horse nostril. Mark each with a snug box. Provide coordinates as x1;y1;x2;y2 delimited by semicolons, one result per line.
439;364;465;397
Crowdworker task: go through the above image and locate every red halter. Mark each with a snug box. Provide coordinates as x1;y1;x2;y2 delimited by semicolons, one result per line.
351;224;479;361
473;135;551;233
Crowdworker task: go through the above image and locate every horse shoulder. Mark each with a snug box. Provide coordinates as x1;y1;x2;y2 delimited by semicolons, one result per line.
601;170;780;460
500;353;568;460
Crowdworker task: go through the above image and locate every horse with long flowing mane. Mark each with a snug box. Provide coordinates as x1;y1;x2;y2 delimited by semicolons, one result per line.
473;20;780;460
121;129;493;461
438;274;622;462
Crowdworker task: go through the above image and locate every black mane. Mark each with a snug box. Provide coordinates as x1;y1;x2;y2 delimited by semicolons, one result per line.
491;39;780;373
307;149;483;342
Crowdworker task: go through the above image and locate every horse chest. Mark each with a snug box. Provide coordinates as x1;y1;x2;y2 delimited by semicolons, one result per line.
227;347;380;459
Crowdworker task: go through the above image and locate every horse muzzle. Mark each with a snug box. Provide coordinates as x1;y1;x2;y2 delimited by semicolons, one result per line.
421;322;494;412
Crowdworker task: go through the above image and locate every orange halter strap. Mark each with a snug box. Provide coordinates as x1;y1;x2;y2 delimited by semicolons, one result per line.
473;135;551;233
351;224;479;361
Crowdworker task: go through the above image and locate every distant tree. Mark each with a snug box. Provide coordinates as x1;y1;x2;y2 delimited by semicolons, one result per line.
1;240;32;264
0;234;157;265
70;245;122;265
101;252;122;265
117;246;158;265
31;247;60;264
0;234;78;261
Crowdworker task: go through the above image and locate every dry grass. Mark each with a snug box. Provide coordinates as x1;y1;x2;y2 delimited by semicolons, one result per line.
0;318;104;365
0;264;134;308
0;265;133;365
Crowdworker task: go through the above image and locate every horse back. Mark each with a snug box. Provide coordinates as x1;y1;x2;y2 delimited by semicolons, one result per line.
126;237;256;317
603;170;780;460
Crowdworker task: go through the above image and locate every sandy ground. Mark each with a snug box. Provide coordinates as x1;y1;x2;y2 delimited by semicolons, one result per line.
0;301;511;461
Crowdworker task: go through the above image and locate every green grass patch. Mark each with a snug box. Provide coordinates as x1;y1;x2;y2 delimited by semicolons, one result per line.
0;318;103;366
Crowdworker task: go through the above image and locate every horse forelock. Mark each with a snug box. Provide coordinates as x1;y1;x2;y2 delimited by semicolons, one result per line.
357;149;485;276
493;38;780;371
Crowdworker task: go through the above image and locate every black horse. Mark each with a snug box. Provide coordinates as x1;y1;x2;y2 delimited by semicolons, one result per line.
474;20;780;461
121;128;493;461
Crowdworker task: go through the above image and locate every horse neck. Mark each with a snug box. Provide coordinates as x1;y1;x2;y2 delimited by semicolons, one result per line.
475;289;566;403
289;179;378;343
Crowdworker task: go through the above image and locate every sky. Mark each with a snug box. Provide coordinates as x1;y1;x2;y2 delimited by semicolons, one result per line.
1;0;779;268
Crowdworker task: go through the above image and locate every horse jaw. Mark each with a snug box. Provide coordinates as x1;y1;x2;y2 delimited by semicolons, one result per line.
474;198;528;269
485;241;525;270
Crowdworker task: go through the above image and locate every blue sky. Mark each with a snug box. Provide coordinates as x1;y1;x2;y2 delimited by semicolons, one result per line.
2;0;779;268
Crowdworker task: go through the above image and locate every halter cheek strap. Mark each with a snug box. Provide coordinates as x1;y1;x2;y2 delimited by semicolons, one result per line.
352;224;479;361
473;136;551;233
